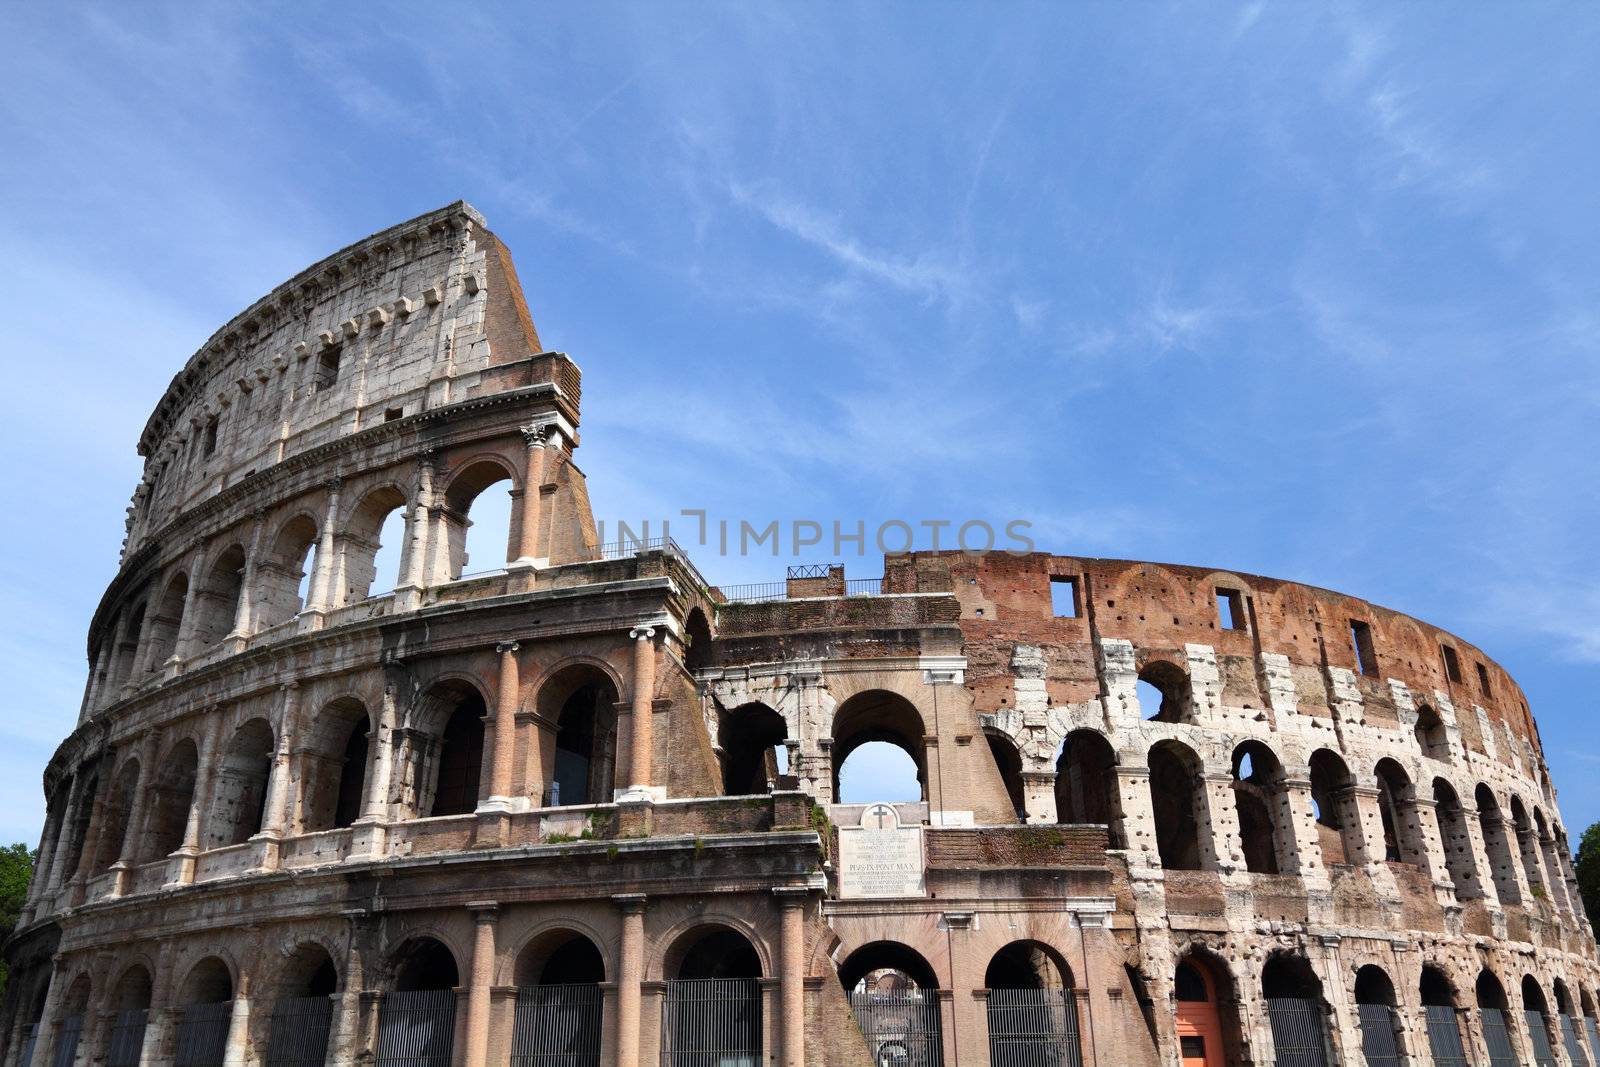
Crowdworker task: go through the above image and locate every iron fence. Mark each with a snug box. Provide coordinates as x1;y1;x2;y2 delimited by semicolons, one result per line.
1479;1007;1518;1067
662;978;762;1067
511;983;603;1067
1264;997;1329;1067
598;536;679;560
1560;1014;1591;1067
375;989;457;1067
174;1002;231;1067
985;988;1082;1067
1355;1004;1398;1067
1423;1005;1469;1067
266;995;334;1067
50;1014;84;1067
1587;1017;1600;1067
106;1008;148;1067
1523;1010;1557;1067
718;583;788;604
849;989;943;1067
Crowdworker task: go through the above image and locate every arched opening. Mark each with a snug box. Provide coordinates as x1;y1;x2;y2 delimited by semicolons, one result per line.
1508;796;1547;898
176;957;234;1067
985;941;1082;1067
341;486;409;604
1414;704;1451;761
256;516;320;628
414;681;486;818
1533;808;1572;913
59;773;97;878
986;731;1026;822
1476;969;1518;1067
50;975;91;1067
1055;729;1119;845
1431;779;1480;898
1521;975;1558;1067
444;459;516;579
18;979;49;1067
144;571;190;668
1580;988;1600;1066
839;942;940;1067
1136;661;1191;722
833;691;928;806
299;699;370;833
1353;965;1400;1067
537;665;620;807
141;739;198;863
684;608;714;673
377;939;459;1067
1475;785;1522;904
664;927;762;1067
93;759;141;871
1554;979;1588;1067
1148;741;1205;871
192;543;247;647
1419;966;1468;1067
110;599;147;690
1231;741;1287;875
206;718;274;848
268;943;338;1067
1174;953;1237;1067
512;931;606;1067
106;965;153;1067
1261;954;1330;1067
1307;750;1362;866
1374;759;1427;869
719;703;790;796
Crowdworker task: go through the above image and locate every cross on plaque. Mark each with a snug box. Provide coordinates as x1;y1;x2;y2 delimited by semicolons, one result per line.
866;803;895;830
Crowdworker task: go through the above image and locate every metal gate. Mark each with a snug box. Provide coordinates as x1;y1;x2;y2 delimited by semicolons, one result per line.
662;978;762;1067
50;1014;83;1067
1587;1017;1600;1067
511;983;602;1067
849;989;942;1067
1479;1007;1517;1067
1523;1010;1557;1067
1356;1004;1398;1067
375;989;457;1067
1561;1014;1591;1067
266;995;334;1067
107;1008;148;1067
1265;997;1329;1067
174;1002;231;1067
1423;1005;1469;1067
985;989;1082;1067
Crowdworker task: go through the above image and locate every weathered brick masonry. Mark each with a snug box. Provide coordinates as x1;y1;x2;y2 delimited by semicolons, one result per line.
5;203;1598;1067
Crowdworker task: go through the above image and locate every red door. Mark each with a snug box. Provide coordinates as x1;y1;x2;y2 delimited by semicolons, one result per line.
1174;961;1224;1067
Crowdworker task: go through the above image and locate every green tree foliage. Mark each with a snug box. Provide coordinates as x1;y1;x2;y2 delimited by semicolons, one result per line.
1578;821;1600;942
0;843;36;1000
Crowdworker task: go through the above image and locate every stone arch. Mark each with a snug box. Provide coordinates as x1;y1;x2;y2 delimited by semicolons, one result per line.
1148;739;1205;871
719;702;789;796
191;542;247;647
143;570;190;668
985;729;1026;821
1507;794;1547;896
206;717;274;848
339;484;409;605
1354;964;1402;1065
1414;703;1451;761
442;456;519;579
277;941;340;997
92;757;141;871
665;924;764;981
1475;784;1522;903
662;925;764;1067
1174;948;1244;1067
837;941;938;992
1231;740;1288;875
1431;778;1481;898
1308;749;1362;866
180;956;236;1004
140;737;199;863
407;677;488;818
1137;659;1192;723
1521;974;1559;1064
1374;758;1428;868
683;607;714;673
58;771;98;877
256;513;320;628
299;697;371;832
984;940;1074;989
513;929;607;986
832;690;929;805
1056;729;1119;844
109;596;148;689
1262;953;1333;1065
537;662;621;806
391;936;461;992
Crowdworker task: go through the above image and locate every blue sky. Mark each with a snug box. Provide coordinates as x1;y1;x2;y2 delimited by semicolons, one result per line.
1;4;1597;845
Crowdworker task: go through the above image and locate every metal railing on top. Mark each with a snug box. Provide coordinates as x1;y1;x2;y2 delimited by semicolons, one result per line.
719;578;885;604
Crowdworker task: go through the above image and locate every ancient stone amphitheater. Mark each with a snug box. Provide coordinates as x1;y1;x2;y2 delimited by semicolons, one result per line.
5;202;1598;1067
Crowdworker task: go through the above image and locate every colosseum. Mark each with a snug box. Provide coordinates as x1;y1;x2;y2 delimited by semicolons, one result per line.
4;201;1598;1067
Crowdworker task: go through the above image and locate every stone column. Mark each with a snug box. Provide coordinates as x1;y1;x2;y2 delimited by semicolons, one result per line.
1458;803;1502;908
351;683;397;859
23;802;63;919
623;628;657;799
43;775;88;893
774;889;808;1067
168;715;222;886
222;974;251;1067
1347;783;1400;895
1199;772;1243;875
1113;762;1159;871
486;643;520;808
252;683;300;871
228;510;267;642
171;551;206;666
1279;774;1328;881
71;765;117;887
303;480;342;620
111;731;161;896
393;452;436;611
24;956;65;1067
79;641;111;723
463;904;499;1067
614;895;646;1067
512;425;549;566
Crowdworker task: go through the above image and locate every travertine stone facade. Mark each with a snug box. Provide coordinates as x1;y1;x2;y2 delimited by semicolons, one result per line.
5;204;1598;1067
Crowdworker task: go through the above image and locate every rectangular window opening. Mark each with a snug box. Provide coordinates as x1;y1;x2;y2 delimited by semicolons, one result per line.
1350;620;1378;676
202;417;218;456
1050;576;1079;618
1476;661;1492;696
1441;643;1463;684
1216;587;1246;631
314;346;341;391
384;406;404;422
